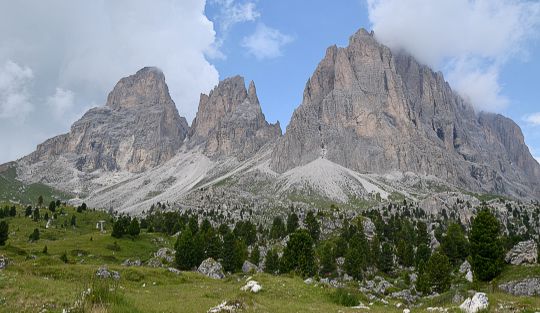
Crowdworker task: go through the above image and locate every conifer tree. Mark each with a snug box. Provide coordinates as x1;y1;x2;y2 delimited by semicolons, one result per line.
470;209;505;281
0;221;8;246
286;213;299;234
280;229;316;277
264;249;280;274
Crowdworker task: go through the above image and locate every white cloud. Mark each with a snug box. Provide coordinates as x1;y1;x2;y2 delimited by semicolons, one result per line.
211;0;260;33
367;0;540;112
47;88;75;119
0;60;34;119
524;112;540;126
0;0;219;163
242;23;294;60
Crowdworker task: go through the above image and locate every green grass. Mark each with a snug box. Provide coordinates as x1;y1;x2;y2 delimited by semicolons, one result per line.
1;204;540;312
0;164;73;205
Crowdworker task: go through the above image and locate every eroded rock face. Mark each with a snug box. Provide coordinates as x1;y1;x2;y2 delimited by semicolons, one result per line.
190;76;281;160
22;67;188;173
270;29;540;199
505;240;538;265
499;277;540;296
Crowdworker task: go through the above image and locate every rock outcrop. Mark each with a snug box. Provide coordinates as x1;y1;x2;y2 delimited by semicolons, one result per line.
505;240;538;265
190;76;281;160
499;277;540;296
270;29;540;199
198;258;225;279
23;67;188;173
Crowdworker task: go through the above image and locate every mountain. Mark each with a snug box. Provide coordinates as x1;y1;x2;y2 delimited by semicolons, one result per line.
22;67;188;173
3;29;540;213
189;76;281;160
270;29;540;199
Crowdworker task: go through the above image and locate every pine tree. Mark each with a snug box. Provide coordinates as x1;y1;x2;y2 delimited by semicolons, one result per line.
203;227;222;260
441;223;469;265
9;206;16;217
379;242;394;273
305;211;320;242
0;221;8;246
264;249;280;274
369;235;381;267
344;230;369;279
37;195;43;208
222;232;243;272
470;208;505;281
286;213;299;234
25;206;32;217
48;201;56;212
270;216;286;240
128;219;140;236
396;239;415;267
250;245;261;265
32;208;40;221
29;228;40;242
280;229;316;277
422;252;452;293
415;243;431;268
70;215;77;227
319;241;336;277
175;228;202;270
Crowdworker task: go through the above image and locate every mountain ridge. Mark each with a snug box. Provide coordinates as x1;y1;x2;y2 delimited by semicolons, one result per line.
3;28;539;212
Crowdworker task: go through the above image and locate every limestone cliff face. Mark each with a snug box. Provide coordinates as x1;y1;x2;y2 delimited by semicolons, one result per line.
189;76;281;160
26;67;189;173
270;29;540;198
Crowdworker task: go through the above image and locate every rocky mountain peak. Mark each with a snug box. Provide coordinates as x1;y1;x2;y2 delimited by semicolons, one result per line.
271;28;540;199
106;67;170;111
190;76;281;160
22;67;189;174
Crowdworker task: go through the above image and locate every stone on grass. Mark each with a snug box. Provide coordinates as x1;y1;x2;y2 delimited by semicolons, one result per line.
240;280;262;293
122;259;141;267
95;266;120;280
0;255;7;270
167;267;181;275
242;260;258;273
207;300;243;313
505;240;537;265
198;258;225;279
459;292;488;313
499;277;540;296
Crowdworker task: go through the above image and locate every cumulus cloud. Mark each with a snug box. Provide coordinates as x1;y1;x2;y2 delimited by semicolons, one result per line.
0;60;34;119
524;112;540;126
367;0;540;112
0;0;219;163
242;23;294;60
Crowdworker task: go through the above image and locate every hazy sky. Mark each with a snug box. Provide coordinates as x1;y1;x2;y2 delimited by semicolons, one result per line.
1;0;539;164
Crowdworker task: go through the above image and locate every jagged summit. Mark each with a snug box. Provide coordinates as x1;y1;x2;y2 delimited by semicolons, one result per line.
271;28;540;198
21;67;189;173
189;75;281;160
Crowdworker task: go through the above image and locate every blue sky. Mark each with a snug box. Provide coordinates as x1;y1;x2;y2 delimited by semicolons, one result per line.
205;0;540;162
0;0;539;164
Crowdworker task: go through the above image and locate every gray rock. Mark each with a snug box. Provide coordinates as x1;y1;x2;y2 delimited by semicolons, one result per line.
499;277;540;296
241;260;258;274
21;67;188;174
155;247;175;264
167;267;181;275
459;260;471;274
505;240;538;265
362;217;376;239
460;292;488;313
0;255;7;269
95;266;120;280
189;76;281;160
122;259;141;267
390;289;418;304
269;28;540;199
198;258;225;279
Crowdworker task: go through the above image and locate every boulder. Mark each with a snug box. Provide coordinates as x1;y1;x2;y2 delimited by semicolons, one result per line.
242;260;258;273
505;240;538;265
198;258;225;279
459;292;488;313
122;259;142;267
0;255;7;270
241;280;262;293
155;247;175;263
459;260;473;282
207;300;243;313
362;218;376;239
167;267;181;275
499;277;540;296
95;266;120;280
